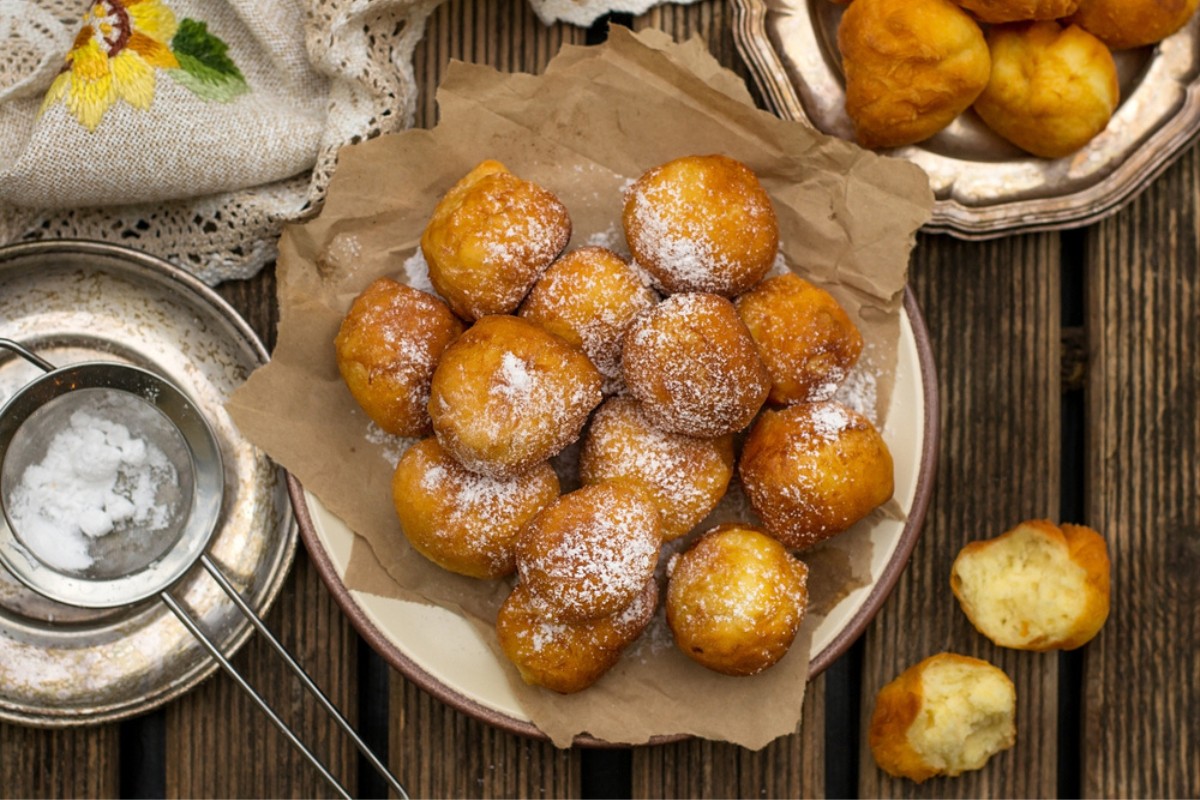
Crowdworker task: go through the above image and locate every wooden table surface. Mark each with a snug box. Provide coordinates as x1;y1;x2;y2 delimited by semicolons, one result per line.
3;1;1197;797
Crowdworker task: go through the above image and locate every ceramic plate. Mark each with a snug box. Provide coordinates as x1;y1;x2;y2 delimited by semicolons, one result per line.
0;240;297;726
732;0;1200;237
295;290;938;743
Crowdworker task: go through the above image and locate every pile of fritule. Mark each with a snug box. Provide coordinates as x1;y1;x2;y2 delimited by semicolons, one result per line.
334;154;894;694
835;0;1199;157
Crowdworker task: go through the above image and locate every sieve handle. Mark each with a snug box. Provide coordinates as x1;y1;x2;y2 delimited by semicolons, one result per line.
0;339;55;373
159;590;353;799
199;554;409;800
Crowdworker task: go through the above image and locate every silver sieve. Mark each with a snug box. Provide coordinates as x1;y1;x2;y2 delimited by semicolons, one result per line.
0;338;405;800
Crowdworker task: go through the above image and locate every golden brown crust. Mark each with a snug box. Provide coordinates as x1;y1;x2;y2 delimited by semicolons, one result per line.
868;653;1016;783
621;293;770;438
515;481;663;623
390;438;560;579
497;578;658;693
579;397;734;541
665;525;809;676
950;519;1111;650
839;0;991;149
420;160;571;320
622;154;778;297
428;315;602;479
973;22;1119;159
734;273;864;405
1070;0;1199;49
868;656;933;782
334;278;464;437
518;246;659;390
740;402;894;549
954;0;1079;23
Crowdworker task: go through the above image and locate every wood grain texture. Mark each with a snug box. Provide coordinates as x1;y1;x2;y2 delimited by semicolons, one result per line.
413;0;589;130
858;234;1063;798
391;679;577;798
632;0;757;99
1083;147;1200;799
631;677;825;798
0;725;119;797
164;537;360;798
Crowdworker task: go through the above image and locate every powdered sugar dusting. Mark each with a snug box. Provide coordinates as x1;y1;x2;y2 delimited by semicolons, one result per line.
834;360;879;424
7;409;177;572
519;484;661;620
808;402;851;439
627;179;731;293
364;423;417;468
497;352;534;401
581;398;731;539
519;248;658;386
623;293;768;437
402;249;436;295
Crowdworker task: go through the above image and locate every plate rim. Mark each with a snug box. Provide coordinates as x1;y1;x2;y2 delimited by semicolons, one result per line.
294;287;940;747
730;0;1200;238
0;238;299;727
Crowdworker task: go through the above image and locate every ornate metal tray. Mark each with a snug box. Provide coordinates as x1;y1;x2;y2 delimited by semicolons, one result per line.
0;241;297;726
732;0;1200;237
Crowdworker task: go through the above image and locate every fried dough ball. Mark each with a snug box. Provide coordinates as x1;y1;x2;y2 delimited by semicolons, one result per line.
390;438;560;579
740;401;894;549
497;578;658;693
622;293;770;438
869;653;1017;783
839;0;991;149
515;480;663;623
951;520;1111;650
665;525;810;676
580;397;734;541
334;278;465;437
518;246;658;391
1071;0;1199;49
622;155;778;297
420;160;571;320
428;315;601;479
735;273;864;405
953;0;1079;23
974;22;1119;159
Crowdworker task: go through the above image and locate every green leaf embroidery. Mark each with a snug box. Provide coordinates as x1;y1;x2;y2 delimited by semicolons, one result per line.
169;18;249;102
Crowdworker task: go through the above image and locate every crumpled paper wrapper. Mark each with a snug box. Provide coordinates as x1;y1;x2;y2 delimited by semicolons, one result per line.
228;26;932;749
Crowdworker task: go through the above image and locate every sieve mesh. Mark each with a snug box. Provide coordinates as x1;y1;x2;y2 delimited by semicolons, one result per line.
1;387;195;581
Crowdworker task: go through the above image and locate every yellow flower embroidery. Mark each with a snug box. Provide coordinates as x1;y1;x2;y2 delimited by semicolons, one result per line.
42;0;181;132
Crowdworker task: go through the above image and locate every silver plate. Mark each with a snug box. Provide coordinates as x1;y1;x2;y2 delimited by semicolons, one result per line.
732;0;1200;237
0;240;297;726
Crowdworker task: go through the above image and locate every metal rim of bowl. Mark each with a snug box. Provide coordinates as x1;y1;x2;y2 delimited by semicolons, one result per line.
293;287;941;747
0;363;224;610
0;239;299;727
729;0;1200;239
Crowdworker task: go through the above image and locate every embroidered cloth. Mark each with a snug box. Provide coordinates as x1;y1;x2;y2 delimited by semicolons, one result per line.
0;0;699;283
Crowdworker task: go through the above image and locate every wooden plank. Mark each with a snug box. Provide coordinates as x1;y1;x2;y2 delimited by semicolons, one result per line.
0;725;119;797
165;554;360;798
391;679;579;797
413;0;589;130
1083;147;1200;798
858;234;1063;798
632;682;825;798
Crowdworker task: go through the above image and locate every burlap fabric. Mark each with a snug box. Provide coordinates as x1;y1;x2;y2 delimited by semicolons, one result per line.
0;0;699;284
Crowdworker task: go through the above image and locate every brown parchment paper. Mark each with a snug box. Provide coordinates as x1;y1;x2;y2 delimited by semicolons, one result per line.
227;26;932;749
